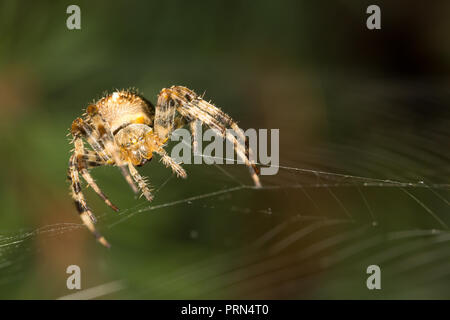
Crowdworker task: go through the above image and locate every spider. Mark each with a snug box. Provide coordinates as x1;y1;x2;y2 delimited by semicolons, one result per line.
67;86;261;247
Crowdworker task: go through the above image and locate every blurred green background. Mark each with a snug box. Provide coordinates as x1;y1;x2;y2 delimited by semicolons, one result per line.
0;0;449;299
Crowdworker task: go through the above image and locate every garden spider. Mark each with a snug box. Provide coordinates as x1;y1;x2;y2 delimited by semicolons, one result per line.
68;86;261;247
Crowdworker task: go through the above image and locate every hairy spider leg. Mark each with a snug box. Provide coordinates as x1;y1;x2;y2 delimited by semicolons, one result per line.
127;162;154;201
68;134;110;248
151;142;187;178
70;119;119;211
76;149;119;212
155;86;261;187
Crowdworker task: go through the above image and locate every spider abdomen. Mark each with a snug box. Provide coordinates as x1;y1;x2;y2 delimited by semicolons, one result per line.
96;90;154;135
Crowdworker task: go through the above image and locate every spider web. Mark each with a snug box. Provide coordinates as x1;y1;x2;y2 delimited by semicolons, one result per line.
1;151;449;299
1;83;450;299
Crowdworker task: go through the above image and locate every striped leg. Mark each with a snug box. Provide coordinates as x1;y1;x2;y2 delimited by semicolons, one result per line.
153;144;187;178
77;152;119;211
127;163;154;201
71;121;120;211
77;149;106;168
85;106;139;194
184;91;260;178
190;120;201;156
155;86;261;187
80;170;118;211
68;149;110;248
71;118;110;161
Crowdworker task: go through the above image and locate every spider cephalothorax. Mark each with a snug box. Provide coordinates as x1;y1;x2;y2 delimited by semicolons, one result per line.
115;124;157;166
68;86;261;247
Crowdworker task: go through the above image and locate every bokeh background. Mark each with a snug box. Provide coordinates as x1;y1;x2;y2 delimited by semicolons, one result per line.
0;0;449;299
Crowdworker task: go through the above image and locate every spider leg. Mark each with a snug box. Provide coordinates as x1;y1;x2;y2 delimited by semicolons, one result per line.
71;118;109;161
189;121;200;155
68;154;95;224
71;121;120;211
156;116;188;178
127;163;154;201
155;86;261;187
77;149;106;168
183;93;259;175
68;136;110;248
80;169;119;211
153;144;187;178
85;105;140;194
77;152;119;212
